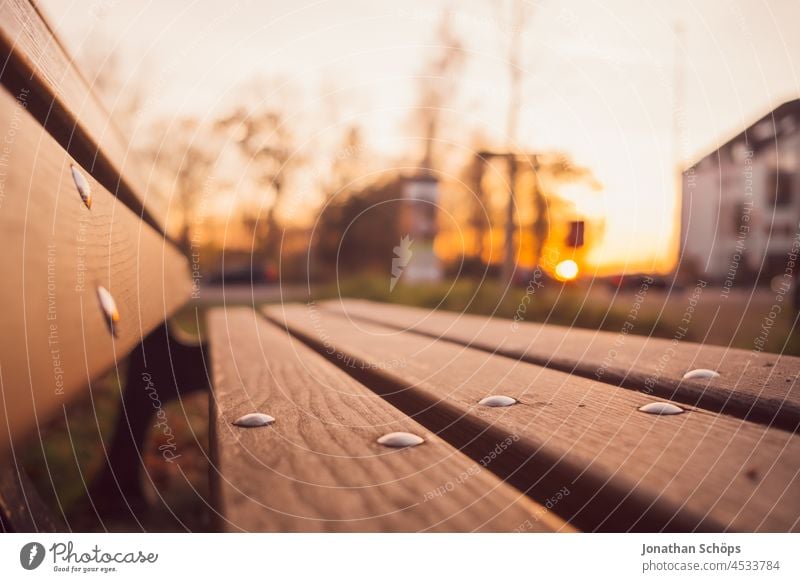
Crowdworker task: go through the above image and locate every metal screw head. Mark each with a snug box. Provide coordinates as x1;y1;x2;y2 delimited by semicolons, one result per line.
70;165;92;209
478;395;518;407
233;413;275;427
96;286;119;337
682;368;720;380
638;401;684;415
377;431;424;448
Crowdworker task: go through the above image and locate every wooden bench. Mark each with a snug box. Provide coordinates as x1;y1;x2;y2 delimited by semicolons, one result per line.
199;297;800;532
207;308;566;532
0;0;199;531
0;1;564;533
246;300;800;532
3;0;799;534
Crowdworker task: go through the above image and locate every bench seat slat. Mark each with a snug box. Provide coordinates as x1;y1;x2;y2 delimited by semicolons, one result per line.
0;86;190;457
266;303;800;532
207;308;568;532
324;300;800;431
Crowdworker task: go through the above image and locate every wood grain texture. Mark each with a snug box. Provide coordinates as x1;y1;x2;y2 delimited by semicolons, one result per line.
0;86;190;458
322;300;800;431
207;307;567;532
266;303;800;532
0;0;169;235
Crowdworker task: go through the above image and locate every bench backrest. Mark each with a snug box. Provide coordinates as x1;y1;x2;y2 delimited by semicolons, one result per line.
0;0;190;457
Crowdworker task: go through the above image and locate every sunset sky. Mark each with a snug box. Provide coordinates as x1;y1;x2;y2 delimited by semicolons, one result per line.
39;0;800;275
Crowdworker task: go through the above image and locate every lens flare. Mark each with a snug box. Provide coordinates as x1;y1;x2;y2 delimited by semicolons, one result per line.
554;259;579;281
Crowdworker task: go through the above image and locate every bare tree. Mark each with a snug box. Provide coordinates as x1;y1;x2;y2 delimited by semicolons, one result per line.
495;0;531;282
144;118;217;251
529;152;604;269
413;11;466;172
326;125;366;195
77;35;144;136
464;139;489;262
77;36;211;248
216;81;304;263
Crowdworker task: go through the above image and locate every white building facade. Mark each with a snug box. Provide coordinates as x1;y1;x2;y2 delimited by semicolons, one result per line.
681;100;800;285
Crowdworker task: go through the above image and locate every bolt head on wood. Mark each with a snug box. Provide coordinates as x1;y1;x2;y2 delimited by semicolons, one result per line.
377;431;424;448
638;401;684;415
70;164;92;209
478;395;517;407
233;413;276;427
96;286;119;337
682;368;720;381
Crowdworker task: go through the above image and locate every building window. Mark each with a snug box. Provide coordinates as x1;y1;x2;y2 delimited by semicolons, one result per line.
768;170;794;207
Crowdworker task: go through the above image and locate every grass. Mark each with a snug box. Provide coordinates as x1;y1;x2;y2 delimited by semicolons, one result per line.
313;275;673;340
21;365;211;532
312;274;800;354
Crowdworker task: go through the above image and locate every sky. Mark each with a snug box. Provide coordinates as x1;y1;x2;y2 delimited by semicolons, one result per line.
39;0;800;274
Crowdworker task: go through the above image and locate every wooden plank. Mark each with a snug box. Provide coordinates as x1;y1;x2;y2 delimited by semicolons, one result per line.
0;0;169;236
322;300;800;431
0;86;191;458
207;308;568;532
266;303;800;532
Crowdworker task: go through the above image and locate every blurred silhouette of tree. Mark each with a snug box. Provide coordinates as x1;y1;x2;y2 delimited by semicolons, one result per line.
523;152;604;270
77;37;144;135
449;150;603;275
412;10;466;171
216;82;304;264
493;0;531;282
326;126;366;194
144;118;217;251
77;39;219;250
314;177;402;282
465;151;489;262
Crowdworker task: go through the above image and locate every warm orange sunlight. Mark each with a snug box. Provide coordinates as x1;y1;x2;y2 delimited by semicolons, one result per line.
4;0;800;562
35;0;800;277
554;259;579;281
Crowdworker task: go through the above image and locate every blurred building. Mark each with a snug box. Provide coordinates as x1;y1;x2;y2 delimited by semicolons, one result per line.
681;99;800;283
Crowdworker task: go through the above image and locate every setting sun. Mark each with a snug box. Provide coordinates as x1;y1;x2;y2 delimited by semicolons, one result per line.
554;259;579;281
3;0;799;553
